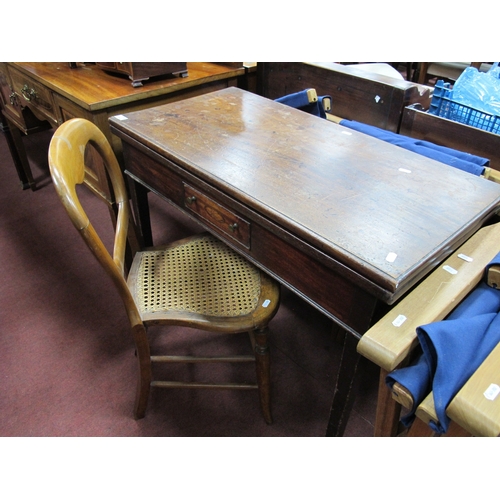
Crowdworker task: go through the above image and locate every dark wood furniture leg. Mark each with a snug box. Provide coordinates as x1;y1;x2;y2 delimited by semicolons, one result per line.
252;327;272;425
127;175;153;248
325;331;362;436
1;115;35;190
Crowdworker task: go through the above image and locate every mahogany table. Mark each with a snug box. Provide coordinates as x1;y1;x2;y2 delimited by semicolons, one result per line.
109;87;500;436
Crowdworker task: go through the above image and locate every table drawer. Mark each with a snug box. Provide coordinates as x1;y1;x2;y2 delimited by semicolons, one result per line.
183;183;251;248
9;67;59;125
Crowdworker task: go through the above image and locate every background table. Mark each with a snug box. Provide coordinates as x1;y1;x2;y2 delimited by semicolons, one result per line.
0;62;251;200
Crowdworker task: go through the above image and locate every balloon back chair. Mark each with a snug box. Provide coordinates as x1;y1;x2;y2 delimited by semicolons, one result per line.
48;118;281;423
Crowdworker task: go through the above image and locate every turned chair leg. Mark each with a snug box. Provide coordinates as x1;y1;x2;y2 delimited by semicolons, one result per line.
134;372;151;420
252;328;272;424
133;326;152;420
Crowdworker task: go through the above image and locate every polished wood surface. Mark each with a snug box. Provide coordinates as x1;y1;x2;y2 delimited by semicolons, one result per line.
110;88;500;308
11;62;245;111
358;222;500;373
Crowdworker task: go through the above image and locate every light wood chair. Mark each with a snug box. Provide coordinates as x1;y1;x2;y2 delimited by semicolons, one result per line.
358;222;500;437
48;118;281;423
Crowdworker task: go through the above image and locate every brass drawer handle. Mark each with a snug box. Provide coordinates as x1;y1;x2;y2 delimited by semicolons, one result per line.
21;84;37;102
228;223;239;232
186;195;197;205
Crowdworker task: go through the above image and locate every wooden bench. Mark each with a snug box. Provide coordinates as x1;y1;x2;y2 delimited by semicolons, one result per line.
358;221;500;437
400;104;500;174
257;62;432;132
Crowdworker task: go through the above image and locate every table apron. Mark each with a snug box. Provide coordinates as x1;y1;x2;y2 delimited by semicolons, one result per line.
122;142;380;336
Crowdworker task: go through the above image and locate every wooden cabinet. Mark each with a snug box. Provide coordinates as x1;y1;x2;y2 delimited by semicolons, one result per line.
7;65;61;127
0;62;53;134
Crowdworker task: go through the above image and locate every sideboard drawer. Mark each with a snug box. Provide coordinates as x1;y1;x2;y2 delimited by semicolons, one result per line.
9;67;60;126
183;183;251;249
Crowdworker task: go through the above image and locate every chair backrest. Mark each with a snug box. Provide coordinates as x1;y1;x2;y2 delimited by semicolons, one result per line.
48;118;141;325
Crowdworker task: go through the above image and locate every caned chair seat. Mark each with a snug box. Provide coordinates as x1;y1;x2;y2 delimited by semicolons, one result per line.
131;235;262;321
48;118;280;423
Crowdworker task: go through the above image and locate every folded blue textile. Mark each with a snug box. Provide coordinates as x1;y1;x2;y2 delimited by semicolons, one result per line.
340;119;489;176
485;251;500;275
387;352;432;427
386;273;500;434
275;90;329;119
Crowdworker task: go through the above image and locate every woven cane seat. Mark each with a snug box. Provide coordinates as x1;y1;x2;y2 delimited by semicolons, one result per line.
132;234;261;318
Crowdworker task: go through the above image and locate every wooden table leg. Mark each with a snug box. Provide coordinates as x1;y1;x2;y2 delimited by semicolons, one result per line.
127;175;153;248
325;331;361;436
2;117;36;190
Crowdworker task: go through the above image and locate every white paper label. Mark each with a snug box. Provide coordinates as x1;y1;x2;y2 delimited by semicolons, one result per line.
262;299;271;308
392;314;407;327
114;114;128;121
398;168;412;174
386;252;397;263
458;253;473;262
443;265;458;275
484;383;500;401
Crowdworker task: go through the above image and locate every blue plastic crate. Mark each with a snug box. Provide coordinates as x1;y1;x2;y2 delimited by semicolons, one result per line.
428;80;500;134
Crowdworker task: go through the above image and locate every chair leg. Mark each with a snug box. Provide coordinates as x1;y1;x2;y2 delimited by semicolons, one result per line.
132;325;152;420
134;373;151;420
253;327;272;424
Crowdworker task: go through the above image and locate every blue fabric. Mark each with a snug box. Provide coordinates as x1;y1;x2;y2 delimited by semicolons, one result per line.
387;352;432;427
340;119;489;176
386;256;500;434
485;252;500;275
275;90;312;109
275;90;330;119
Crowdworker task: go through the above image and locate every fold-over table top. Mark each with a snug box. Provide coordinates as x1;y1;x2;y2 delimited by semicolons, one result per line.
110;88;500;302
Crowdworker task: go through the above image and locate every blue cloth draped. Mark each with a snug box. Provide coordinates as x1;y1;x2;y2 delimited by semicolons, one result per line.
386;252;500;433
275;90;329;119
340;119;489;176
